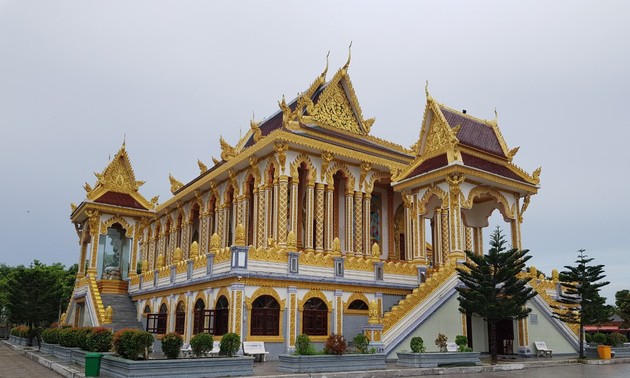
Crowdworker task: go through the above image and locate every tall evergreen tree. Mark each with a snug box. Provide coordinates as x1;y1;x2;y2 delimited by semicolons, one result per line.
6;261;65;345
552;250;612;358
456;227;537;363
616;290;630;329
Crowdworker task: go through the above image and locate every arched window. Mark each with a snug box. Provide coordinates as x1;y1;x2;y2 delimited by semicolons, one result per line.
251;295;280;336
348;299;369;311
175;301;185;334
157;303;168;334
302;298;328;335
215;296;229;336
193;299;206;334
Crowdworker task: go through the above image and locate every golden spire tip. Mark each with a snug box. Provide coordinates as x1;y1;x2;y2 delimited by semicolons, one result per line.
343;41;353;70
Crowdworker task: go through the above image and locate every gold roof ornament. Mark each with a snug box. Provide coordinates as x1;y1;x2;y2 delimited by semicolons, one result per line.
508;146;520;160
332;237;342;256
372;243;381;262
70;203;77;212
532;167;542;184
190;241;199;258
198;159;208;174
174;247;183;262
250;112;263;143
169;174;184;194
212;156;220;165
219;135;236;161
342;41;352;72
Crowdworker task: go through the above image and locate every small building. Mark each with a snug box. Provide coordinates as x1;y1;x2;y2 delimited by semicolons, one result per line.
64;56;579;359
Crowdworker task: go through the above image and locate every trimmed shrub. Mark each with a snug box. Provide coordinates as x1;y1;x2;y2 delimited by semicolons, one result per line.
219;332;241;357
410;336;426;353
324;333;347;355
435;333;448;352
584;333;593;343
113;329;154;360
608;332;628;347
12;325;29;337
295;334;316;356
58;327;80;347
353;333;369;354
161;333;183;359
190;333;213;357
77;327;94;351
41;327;61;344
593;332;607;345
86;327;113;352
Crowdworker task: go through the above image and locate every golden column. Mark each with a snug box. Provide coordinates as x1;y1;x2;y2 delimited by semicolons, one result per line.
250;187;258;248
345;188;354;253
216;203;225;248
200;210;210;254
363;192;371;258
305;179;315;253
324;184;334;253
315;183;325;253
289;177;298;246
465;226;473;252
87;212;100;275
434;209;443;266
354;191;363;256
257;183;268;248
78;241;88;278
402;194;413;261
278;175;289;245
441;207;449;264
272;177;280;241
419;213;426;261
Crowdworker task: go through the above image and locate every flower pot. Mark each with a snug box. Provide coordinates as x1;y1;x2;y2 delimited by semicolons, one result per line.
597;345;612;359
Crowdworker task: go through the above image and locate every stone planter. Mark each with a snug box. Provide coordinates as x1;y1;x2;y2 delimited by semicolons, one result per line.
8;335;16;344
100;354;255;378
278;353;387;373
72;349;89;366
612;346;630;358
397;352;481;368
40;342;55;355
53;345;81;363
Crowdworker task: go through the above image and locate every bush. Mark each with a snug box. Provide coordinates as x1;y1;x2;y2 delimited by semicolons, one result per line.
584;333;592;343
607;332;628;347
455;335;473;352
11;325;29;337
410;336;426;353
219;333;240;357
353;333;370;354
435;333;448;352
593;332;607;345
87;327;113;352
77;327;94;351
295;334;316;355
41;328;61;344
113;329;154;360
161;333;183;359
58;327;80;347
324;333;347;355
190;333;214;357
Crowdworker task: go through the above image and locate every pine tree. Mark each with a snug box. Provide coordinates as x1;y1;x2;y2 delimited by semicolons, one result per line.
616;290;630;329
552;250;612;358
456;227;537;363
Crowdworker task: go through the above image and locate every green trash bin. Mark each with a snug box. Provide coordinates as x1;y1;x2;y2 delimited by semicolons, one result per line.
85;352;103;377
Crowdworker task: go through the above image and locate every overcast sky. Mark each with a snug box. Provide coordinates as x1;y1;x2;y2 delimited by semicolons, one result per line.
1;1;628;303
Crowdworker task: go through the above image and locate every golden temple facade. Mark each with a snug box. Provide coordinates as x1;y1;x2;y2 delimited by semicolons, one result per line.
64;56;580;358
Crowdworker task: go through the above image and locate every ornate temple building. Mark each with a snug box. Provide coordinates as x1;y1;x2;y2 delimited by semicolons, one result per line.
64;56;579;358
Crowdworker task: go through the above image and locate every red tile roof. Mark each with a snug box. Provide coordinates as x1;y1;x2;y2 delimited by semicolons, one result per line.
439;106;506;158
94;191;147;209
406;154;449;178
461;153;526;182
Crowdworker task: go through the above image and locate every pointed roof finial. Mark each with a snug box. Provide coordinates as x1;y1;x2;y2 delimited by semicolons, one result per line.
494;108;498;123
122;133;126;148
343;41;353;70
425;80;433;101
321;50;330;79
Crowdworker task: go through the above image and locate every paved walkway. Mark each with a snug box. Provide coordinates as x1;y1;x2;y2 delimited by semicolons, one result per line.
1;342;63;377
3;340;630;378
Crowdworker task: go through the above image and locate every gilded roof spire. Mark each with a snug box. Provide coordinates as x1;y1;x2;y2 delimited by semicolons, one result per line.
425;80;432;101
320;51;330;80
342;41;352;71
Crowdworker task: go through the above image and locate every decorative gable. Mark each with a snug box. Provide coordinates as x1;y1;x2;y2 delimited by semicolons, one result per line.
84;143;155;210
309;80;364;134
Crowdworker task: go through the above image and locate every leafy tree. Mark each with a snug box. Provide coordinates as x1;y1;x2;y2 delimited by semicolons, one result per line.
6;261;70;345
615;290;630;329
456;227;537;363
552;249;613;359
0;264;12;326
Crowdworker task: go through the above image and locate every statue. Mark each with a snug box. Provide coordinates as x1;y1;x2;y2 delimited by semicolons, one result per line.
174;247;183;262
190;241;199;258
234;224;245;246
287;231;297;249
60;312;67;325
210;233;221;251
157;254;165;269
332;237;341;256
371;242;380;262
368;299;380;324
104;306;113;323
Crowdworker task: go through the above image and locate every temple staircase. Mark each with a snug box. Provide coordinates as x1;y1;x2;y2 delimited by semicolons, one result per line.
101;294;143;331
381;261;460;354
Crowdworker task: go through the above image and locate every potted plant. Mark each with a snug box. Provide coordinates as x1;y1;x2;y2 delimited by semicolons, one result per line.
295;334;316;355
219;332;240;357
410;336;426;353
353;333;370;354
397;333;481;368
455;335;473;352
161;332;183;359
593;332;611;359
435;333;447;352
